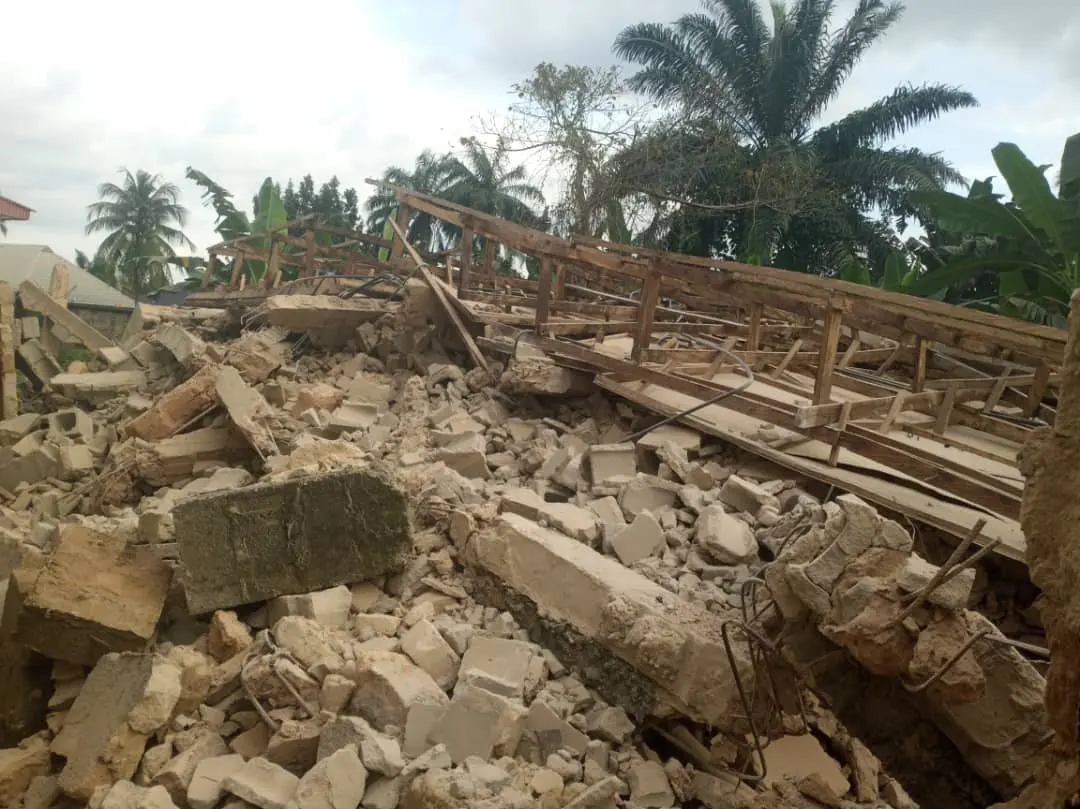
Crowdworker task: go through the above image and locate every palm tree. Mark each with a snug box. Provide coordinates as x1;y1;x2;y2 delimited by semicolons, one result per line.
613;0;978;272
443;138;546;227
366;151;464;251
85;169;195;300
74;248;119;287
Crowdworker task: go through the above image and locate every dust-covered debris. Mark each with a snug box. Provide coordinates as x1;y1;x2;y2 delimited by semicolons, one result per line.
0;280;1052;809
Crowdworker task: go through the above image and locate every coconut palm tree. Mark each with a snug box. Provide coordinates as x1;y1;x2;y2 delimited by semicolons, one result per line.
85;169;195;300
613;0;979;271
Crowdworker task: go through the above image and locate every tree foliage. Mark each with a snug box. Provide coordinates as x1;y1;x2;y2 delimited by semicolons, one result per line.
84;169;194;300
906;137;1080;326
610;0;978;270
279;175;361;233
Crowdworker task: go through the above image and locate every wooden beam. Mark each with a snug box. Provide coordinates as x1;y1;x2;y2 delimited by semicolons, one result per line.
229;253;246;288
303;231;316;279
389;206;410;267
631;269;661;362
913;338;928;393
386;216;490;373
1024;362;1051;417
482;238;497;281
459;227;474;294
747;303;764;352
813;303;844;405
535;257;553;332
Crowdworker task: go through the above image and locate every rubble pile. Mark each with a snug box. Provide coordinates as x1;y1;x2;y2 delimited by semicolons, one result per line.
0;280;1052;809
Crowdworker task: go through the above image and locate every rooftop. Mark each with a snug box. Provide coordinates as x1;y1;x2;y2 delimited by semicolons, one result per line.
0;244;135;310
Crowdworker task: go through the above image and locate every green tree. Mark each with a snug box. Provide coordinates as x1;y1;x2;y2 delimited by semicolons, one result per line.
612;0;978;271
906;137;1080;326
279;175;361;233
366;151;467;251
84;169;195;300
74;248;119;287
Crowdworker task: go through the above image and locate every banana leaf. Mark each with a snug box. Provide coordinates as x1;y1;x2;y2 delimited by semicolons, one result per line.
378;209;396;263
991;142;1072;259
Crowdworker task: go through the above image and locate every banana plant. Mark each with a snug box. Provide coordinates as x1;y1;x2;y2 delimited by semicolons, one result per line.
906;137;1080;327
839;249;923;292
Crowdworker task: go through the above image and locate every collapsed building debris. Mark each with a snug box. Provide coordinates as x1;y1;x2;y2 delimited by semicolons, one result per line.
0;198;1066;809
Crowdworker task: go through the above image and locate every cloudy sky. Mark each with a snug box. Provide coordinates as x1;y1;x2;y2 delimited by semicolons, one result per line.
2;0;1078;261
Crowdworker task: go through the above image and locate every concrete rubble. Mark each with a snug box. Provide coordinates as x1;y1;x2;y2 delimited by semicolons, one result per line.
0;282;1053;809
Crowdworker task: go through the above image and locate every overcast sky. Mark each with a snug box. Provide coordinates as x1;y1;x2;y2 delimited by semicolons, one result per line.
2;0;1078;261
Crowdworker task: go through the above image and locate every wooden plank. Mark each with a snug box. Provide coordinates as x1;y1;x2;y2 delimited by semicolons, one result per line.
813;304;844;405
632;269;661;362
482;238;497;280
532;337;1021;518
535;257;553;332
387;217;489;373
389;206;410;266
554;262;567;300
770;339;804;380
1024;362;1051;417
838;337;862;370
202;253;218;290
913;338;928;393
229;253;246;287
982;374;1010;413
459;227;474;294
747;303;763;352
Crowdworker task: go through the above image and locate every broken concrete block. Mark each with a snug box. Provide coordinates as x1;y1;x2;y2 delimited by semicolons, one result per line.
154;732;229;804
266;717;323;774
402;703;446;758
291;383;345;416
0;444;60;492
154;324;207;369
458;636;542;701
0;413;41;445
610;511;665;565
99;345;140;371
20;316;40;341
125;364;220;441
187;754;245;809
47;407;94;441
466;514;751;730
268;585;353;629
222;757;299;809
536;501;599;543
58;444;95;478
176;467;410;614
17;339;62;385
53;653;181;800
499;487;544;521
619;476;679;518
292;746;367;809
636;424;701;454
50;370;146;404
17;525;171;666
694;506;759;565
428;684;527;764
216;365;278;459
527;700;589;756
437;433;489;479
327;401;381;436
347;651;450;730
0;731;50;807
628;761;675;808
99;781;180;809
587;443;637;484
717;475;778;514
896;554;975;611
400;619;460;691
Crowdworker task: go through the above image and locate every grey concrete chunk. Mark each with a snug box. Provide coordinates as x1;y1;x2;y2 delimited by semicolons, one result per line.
176;468;410;613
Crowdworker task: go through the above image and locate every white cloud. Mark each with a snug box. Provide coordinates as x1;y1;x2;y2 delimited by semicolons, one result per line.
1;0;1078;263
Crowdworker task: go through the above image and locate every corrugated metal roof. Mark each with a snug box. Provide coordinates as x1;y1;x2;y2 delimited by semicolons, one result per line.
0;244;135;310
0;196;32;221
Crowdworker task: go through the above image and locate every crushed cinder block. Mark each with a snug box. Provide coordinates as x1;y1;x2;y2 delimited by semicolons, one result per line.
587;443;637;483
327;400;380;436
610;511;665;565
717;475;778;514
458;636;542;701
50;370;146;404
215;366;278;459
897;554;975;611
400;619;460;691
428;684;527;764
348;651;449;730
52;653;181;800
536;501;599;543
0;413;41;445
619;475;679;518
187;754;245;809
176;467;410;613
694;506;759;565
437;433;489;480
17;339;63;386
222;757;298;809
154;324;208;370
292;746;367;809
268;585;353;629
16;525;171;666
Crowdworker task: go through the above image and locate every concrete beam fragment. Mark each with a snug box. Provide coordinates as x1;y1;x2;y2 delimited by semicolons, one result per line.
176;467;411;613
